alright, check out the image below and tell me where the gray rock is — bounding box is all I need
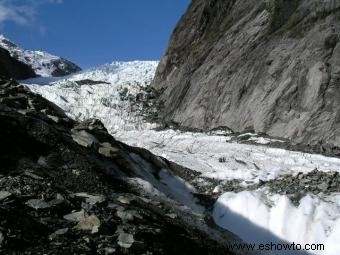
[49,228,69,240]
[56,193,65,200]
[166,213,177,219]
[74,192,105,205]
[74,118,107,131]
[267,170,340,201]
[98,143,119,158]
[71,130,98,148]
[104,247,116,254]
[117,233,134,249]
[117,196,131,205]
[0,190,11,201]
[318,182,330,192]
[47,115,60,123]
[63,209,86,222]
[0,231,3,247]
[48,198,65,207]
[48,193,65,207]
[75,215,101,233]
[25,199,50,210]
[152,0,340,148]
[55,228,69,235]
[300,178,310,185]
[37,156,50,168]
[117,210,134,222]
[23,171,44,180]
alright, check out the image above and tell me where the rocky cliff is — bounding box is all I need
[152,0,340,148]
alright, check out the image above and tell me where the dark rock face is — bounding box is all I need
[152,0,340,147]
[50,58,82,77]
[0,47,36,79]
[0,78,239,254]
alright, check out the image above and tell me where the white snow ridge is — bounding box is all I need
[22,60,340,255]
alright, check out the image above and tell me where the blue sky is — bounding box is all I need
[0,0,190,68]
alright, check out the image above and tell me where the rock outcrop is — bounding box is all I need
[0,78,241,254]
[49,58,82,77]
[0,47,36,79]
[152,0,340,148]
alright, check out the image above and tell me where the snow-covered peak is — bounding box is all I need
[0,34,20,50]
[0,34,81,77]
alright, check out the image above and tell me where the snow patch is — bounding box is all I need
[128,152,203,214]
[213,190,340,255]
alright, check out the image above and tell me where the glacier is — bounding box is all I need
[25,61,159,133]
[22,60,340,255]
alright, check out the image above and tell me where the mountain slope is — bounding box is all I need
[0,78,243,254]
[0,47,36,79]
[0,35,81,77]
[152,0,340,148]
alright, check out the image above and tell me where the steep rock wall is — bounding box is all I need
[152,0,340,147]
